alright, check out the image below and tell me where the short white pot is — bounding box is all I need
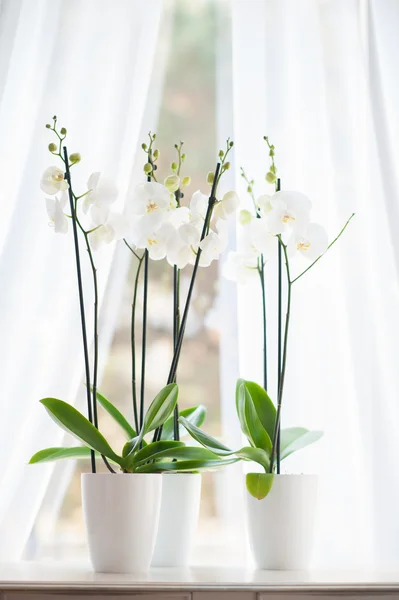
[151,473,202,567]
[246,474,318,570]
[82,473,162,573]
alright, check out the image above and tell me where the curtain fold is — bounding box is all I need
[231,0,399,568]
[0,0,163,560]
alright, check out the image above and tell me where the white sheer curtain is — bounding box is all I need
[0,0,162,560]
[231,0,399,569]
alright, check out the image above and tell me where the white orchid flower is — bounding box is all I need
[168,206,190,228]
[41,166,69,195]
[267,191,312,235]
[189,190,209,220]
[249,218,277,258]
[83,172,118,225]
[198,221,228,267]
[166,236,194,269]
[45,191,68,233]
[288,222,328,260]
[223,251,259,284]
[213,191,240,220]
[257,194,273,216]
[135,222,176,261]
[88,212,129,251]
[130,182,171,233]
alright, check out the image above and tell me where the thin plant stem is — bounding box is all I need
[140,249,149,430]
[82,233,116,474]
[125,246,144,434]
[269,237,291,474]
[153,162,221,442]
[291,213,355,284]
[173,265,180,440]
[63,147,96,474]
[276,177,282,473]
[258,258,268,391]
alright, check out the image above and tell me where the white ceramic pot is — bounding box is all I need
[246,474,318,570]
[81,473,162,573]
[151,473,202,567]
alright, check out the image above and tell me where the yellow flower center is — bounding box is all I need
[297,240,311,251]
[53,171,64,182]
[282,213,295,223]
[147,238,157,246]
[146,201,159,213]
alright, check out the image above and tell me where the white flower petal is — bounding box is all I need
[190,190,209,218]
[90,203,110,226]
[221,191,240,216]
[250,219,277,257]
[223,251,258,284]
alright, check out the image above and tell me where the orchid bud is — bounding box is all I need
[144,163,153,174]
[269,148,275,157]
[48,143,57,153]
[239,209,252,225]
[266,171,276,184]
[207,172,214,185]
[165,174,180,193]
[181,153,186,162]
[182,176,191,187]
[171,161,178,171]
[153,149,159,159]
[60,127,67,135]
[152,133,157,140]
[270,164,277,174]
[229,140,234,147]
[45,124,51,129]
[219,150,224,159]
[223,161,231,170]
[247,185,252,194]
[141,143,147,151]
[69,153,81,164]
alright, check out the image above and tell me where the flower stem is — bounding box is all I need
[258,257,267,391]
[153,162,221,442]
[269,236,292,474]
[140,250,149,432]
[83,231,116,474]
[123,241,144,434]
[291,213,355,284]
[276,178,282,473]
[173,265,181,440]
[63,147,96,474]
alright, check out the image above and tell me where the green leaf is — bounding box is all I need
[280,427,323,460]
[136,457,239,473]
[246,473,274,499]
[122,436,147,458]
[235,446,270,471]
[29,446,93,464]
[236,380,272,452]
[179,418,269,469]
[179,417,232,455]
[29,446,120,466]
[141,383,179,439]
[161,405,206,440]
[243,380,276,440]
[40,398,122,465]
[95,389,136,440]
[127,440,185,469]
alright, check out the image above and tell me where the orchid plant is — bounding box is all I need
[30,117,239,475]
[180,137,354,498]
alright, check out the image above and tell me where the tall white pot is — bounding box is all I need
[246,474,318,570]
[151,473,201,567]
[82,473,162,573]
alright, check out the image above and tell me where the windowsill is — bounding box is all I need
[0,562,399,592]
